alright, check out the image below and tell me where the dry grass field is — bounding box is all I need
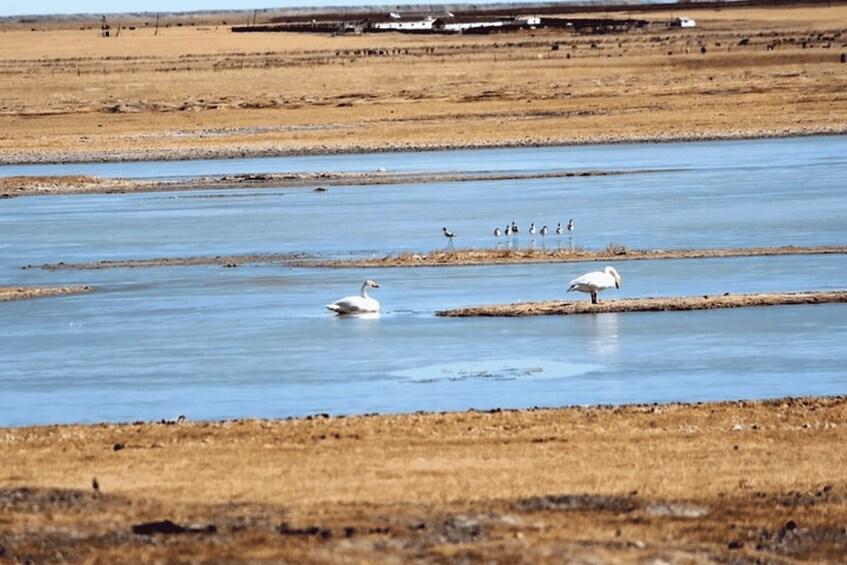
[1,4,846,163]
[3,397,847,563]
[3,4,847,562]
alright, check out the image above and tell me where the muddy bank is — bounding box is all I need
[438,290,847,317]
[26,245,847,271]
[1,169,649,198]
[0,285,92,302]
[2,396,847,562]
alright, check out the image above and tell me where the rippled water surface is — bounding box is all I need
[2,136,846,426]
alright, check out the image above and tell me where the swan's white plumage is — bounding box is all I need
[567,266,621,304]
[326,280,380,314]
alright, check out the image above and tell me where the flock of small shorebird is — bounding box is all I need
[327,217,622,315]
[441,218,574,242]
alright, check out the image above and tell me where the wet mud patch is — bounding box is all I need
[516,493,638,513]
[132,519,218,535]
[0,486,120,512]
[753,522,847,557]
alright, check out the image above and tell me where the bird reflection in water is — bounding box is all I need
[336,311,381,320]
[586,313,620,358]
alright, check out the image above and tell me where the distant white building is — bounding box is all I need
[433,15,539,34]
[517,16,541,27]
[371,16,436,32]
[437,19,505,33]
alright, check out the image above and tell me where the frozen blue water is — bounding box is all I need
[2,135,843,179]
[1,136,846,427]
[2,137,845,271]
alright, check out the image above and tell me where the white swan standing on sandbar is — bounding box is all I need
[567,266,621,304]
[326,280,380,314]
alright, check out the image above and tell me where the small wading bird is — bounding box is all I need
[494,227,502,238]
[567,266,621,304]
[556,223,563,236]
[540,225,548,237]
[442,227,456,240]
[529,223,536,238]
[511,222,519,235]
[505,224,512,237]
[326,280,380,314]
[567,218,574,234]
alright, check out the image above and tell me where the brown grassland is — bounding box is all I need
[1,4,846,164]
[2,3,847,563]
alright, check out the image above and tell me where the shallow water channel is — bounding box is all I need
[2,136,846,426]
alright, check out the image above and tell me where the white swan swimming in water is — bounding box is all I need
[567,266,621,304]
[326,280,380,314]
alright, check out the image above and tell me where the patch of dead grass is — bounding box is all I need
[2,397,847,561]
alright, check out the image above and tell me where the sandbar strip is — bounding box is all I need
[26,245,847,271]
[437,290,847,317]
[28,254,308,271]
[0,169,650,198]
[0,285,92,302]
[325,245,847,268]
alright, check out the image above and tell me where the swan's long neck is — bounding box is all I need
[360,283,370,299]
[606,267,621,286]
